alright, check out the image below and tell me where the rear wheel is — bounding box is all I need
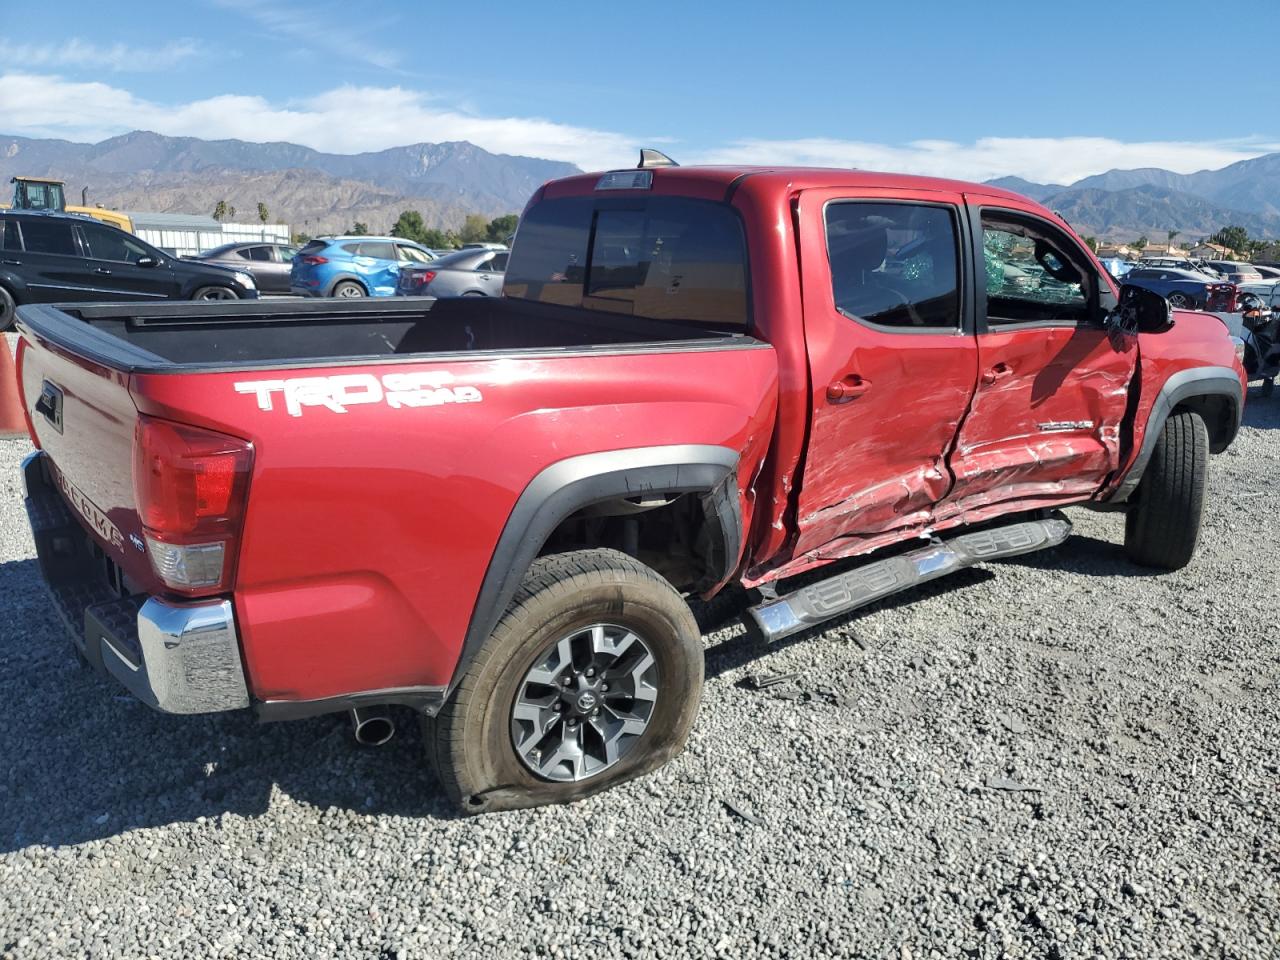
[0,286,15,331]
[332,281,366,298]
[1123,410,1208,570]
[424,549,703,814]
[191,286,238,301]
[1167,292,1193,309]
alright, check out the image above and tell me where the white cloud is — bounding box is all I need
[0,73,641,170]
[0,38,198,73]
[689,136,1280,185]
[1,71,1276,184]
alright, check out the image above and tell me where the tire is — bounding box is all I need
[425,548,703,814]
[0,286,15,332]
[332,281,366,298]
[1263,378,1275,398]
[1167,292,1193,309]
[191,286,239,301]
[1123,410,1208,570]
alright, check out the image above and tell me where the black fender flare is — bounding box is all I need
[441,444,741,706]
[1108,365,1242,502]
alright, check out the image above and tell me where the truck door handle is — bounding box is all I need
[827,374,872,403]
[94,267,112,275]
[981,363,1013,385]
[1,259,20,266]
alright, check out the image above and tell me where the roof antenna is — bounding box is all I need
[638,149,678,169]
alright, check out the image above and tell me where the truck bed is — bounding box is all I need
[17,296,754,372]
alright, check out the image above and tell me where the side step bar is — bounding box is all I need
[746,514,1072,643]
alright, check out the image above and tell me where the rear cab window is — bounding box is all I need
[504,195,750,327]
[0,219,18,251]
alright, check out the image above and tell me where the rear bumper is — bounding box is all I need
[22,450,250,714]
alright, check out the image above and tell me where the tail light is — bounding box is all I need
[409,270,436,288]
[300,255,328,265]
[133,416,253,597]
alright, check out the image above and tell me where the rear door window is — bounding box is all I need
[825,202,961,329]
[18,218,78,256]
[504,196,749,326]
[358,241,396,261]
[246,246,273,261]
[0,219,17,251]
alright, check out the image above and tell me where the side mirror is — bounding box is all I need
[136,255,159,268]
[1108,283,1174,336]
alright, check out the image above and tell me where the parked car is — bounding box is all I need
[1122,266,1236,311]
[14,162,1245,813]
[191,242,299,294]
[1139,257,1222,277]
[291,236,436,298]
[459,242,508,251]
[0,210,258,328]
[1206,260,1266,285]
[1250,265,1280,280]
[396,248,508,298]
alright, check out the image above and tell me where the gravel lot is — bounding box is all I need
[1,382,1277,959]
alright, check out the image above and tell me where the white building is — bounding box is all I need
[127,212,291,258]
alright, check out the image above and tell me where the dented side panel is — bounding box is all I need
[782,185,979,567]
[937,324,1136,521]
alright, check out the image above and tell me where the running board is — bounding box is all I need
[745,514,1072,643]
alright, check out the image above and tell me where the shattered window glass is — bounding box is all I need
[982,216,1091,324]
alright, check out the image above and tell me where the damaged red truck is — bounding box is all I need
[15,161,1246,812]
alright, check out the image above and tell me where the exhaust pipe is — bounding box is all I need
[349,706,395,746]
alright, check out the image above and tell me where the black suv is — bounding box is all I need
[0,211,259,329]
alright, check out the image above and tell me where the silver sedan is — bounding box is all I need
[396,248,507,298]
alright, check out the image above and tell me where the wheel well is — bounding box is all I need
[539,490,731,592]
[330,276,367,294]
[1173,394,1235,453]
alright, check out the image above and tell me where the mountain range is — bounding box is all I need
[985,152,1280,242]
[4,130,1280,242]
[0,131,580,235]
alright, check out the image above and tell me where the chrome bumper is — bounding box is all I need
[23,450,250,714]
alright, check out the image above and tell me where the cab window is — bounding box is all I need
[0,219,17,251]
[824,201,961,329]
[981,213,1096,324]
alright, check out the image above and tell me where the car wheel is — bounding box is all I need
[1123,410,1208,570]
[332,281,366,298]
[1167,292,1193,308]
[191,286,239,301]
[0,286,16,332]
[424,548,704,814]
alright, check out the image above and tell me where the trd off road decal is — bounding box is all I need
[234,372,483,417]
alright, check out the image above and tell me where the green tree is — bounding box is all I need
[1132,236,1148,252]
[349,221,370,236]
[1082,235,1099,253]
[257,202,270,224]
[420,228,451,249]
[390,210,428,243]
[292,232,311,245]
[227,204,236,220]
[1211,225,1249,256]
[460,214,489,244]
[485,214,519,243]
[212,200,229,221]
[1167,229,1179,246]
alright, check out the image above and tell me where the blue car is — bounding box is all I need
[291,236,437,298]
[1121,267,1235,312]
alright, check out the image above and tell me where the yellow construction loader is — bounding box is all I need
[3,177,134,232]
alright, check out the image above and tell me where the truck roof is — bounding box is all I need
[541,165,1035,206]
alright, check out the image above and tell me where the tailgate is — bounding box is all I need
[18,332,158,592]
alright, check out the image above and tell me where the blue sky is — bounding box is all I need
[2,0,1279,183]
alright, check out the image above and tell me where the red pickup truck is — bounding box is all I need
[15,160,1246,813]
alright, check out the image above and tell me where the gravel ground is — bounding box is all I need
[0,382,1277,959]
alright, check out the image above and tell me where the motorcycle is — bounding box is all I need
[1238,291,1280,397]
